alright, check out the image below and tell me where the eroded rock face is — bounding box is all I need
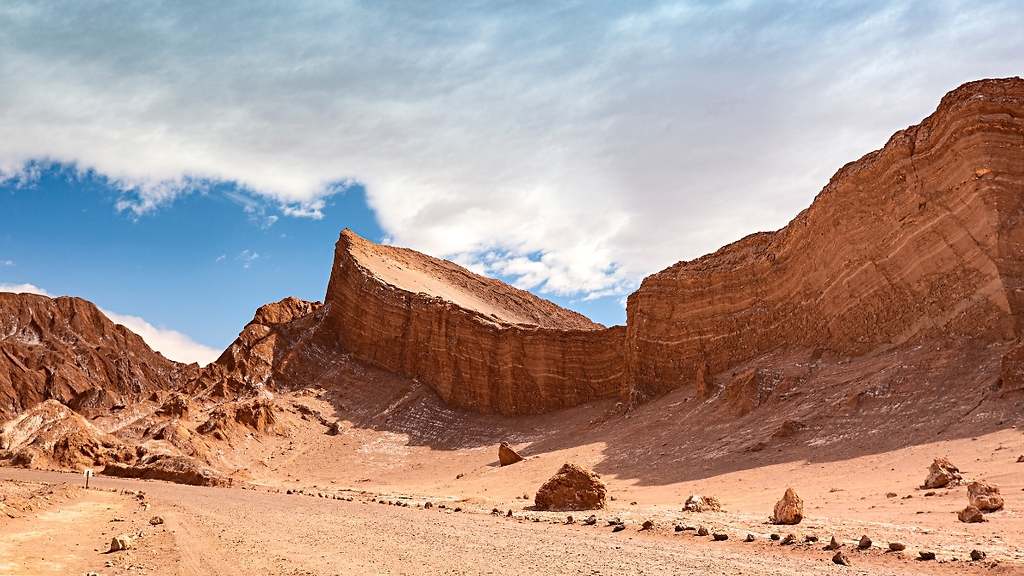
[318,229,627,415]
[923,457,962,489]
[968,481,1004,512]
[534,463,608,511]
[772,487,804,525]
[625,78,1024,400]
[102,454,230,487]
[498,442,524,466]
[0,293,192,419]
[0,400,133,470]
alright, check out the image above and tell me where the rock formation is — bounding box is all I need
[0,399,134,470]
[772,487,804,525]
[923,457,962,489]
[0,293,193,419]
[498,442,524,466]
[534,463,608,511]
[959,505,986,523]
[683,494,722,512]
[967,481,1005,512]
[625,78,1024,400]
[318,229,626,415]
[102,453,231,487]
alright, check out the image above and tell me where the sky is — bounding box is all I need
[1,1,1022,365]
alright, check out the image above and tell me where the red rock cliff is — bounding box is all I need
[318,230,626,414]
[0,293,191,418]
[626,77,1024,398]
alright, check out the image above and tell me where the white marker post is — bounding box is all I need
[84,468,93,489]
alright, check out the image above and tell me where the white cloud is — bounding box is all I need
[0,282,49,296]
[0,282,219,365]
[99,308,220,366]
[237,249,260,269]
[0,260,14,267]
[0,2,1021,301]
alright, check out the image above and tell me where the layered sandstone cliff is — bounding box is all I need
[626,77,1024,399]
[318,230,626,415]
[0,293,193,418]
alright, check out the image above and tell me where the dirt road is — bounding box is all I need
[1,468,1014,576]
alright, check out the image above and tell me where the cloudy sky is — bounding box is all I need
[1,1,1021,364]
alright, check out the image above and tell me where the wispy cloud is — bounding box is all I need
[0,282,219,365]
[0,260,13,267]
[0,1,1020,302]
[237,249,260,269]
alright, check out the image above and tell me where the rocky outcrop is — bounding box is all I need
[534,463,608,511]
[191,297,322,398]
[626,78,1024,400]
[0,293,192,419]
[101,453,231,487]
[318,229,626,415]
[0,399,134,470]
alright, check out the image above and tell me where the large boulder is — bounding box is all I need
[498,442,524,466]
[772,487,803,525]
[968,481,1004,512]
[534,463,607,511]
[922,457,962,489]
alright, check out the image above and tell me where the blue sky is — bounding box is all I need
[1,1,1022,363]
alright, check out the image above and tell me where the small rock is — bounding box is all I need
[958,505,986,523]
[640,520,654,531]
[148,516,164,526]
[918,551,936,561]
[109,534,132,552]
[744,533,755,542]
[769,533,780,541]
[885,492,897,498]
[1017,455,1024,463]
[888,542,906,552]
[683,494,722,512]
[780,533,796,545]
[674,524,685,532]
[565,515,574,524]
[606,517,622,526]
[832,552,851,566]
[506,509,513,517]
[582,515,596,525]
[970,549,986,561]
[498,442,524,466]
[424,502,433,509]
[804,535,818,543]
[923,491,935,497]
[612,523,625,533]
[712,532,728,541]
[697,526,709,536]
[857,535,871,550]
[824,535,841,550]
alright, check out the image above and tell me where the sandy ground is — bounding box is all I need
[2,431,1022,576]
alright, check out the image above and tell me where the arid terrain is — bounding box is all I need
[1,77,1023,575]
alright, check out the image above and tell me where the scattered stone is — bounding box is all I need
[744,533,755,542]
[606,517,622,526]
[455,473,464,480]
[534,463,608,511]
[769,533,780,541]
[582,515,596,525]
[697,526,709,536]
[148,516,164,526]
[506,509,512,517]
[888,542,906,552]
[712,532,728,541]
[918,551,936,561]
[922,457,962,489]
[674,524,685,532]
[498,442,524,466]
[109,534,133,552]
[780,533,796,546]
[1017,455,1024,463]
[832,552,851,566]
[824,536,841,550]
[857,535,871,550]
[885,492,897,498]
[959,505,986,523]
[424,502,433,509]
[771,487,803,525]
[924,491,936,497]
[970,549,986,561]
[804,535,818,543]
[641,520,654,531]
[565,515,574,524]
[683,494,722,512]
[968,481,1004,512]
[612,523,626,533]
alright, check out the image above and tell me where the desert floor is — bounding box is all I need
[2,424,1022,576]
